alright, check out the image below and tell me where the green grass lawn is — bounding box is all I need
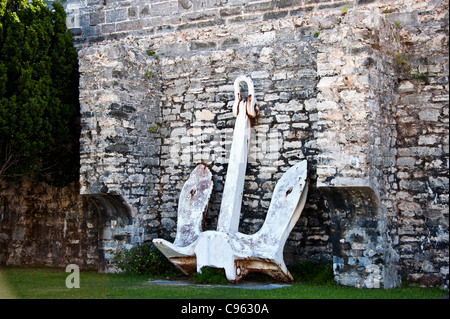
[1,267,448,299]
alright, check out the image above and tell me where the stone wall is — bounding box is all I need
[155,12,328,259]
[0,179,99,269]
[73,0,448,288]
[78,37,162,250]
[393,2,449,286]
[0,178,136,271]
[2,0,446,288]
[315,10,401,288]
[76,7,333,268]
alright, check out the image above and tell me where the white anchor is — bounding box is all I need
[153,76,308,282]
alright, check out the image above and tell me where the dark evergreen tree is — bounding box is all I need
[0,0,79,183]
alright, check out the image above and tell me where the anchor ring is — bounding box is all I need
[232,75,257,118]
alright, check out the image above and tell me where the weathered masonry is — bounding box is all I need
[73,0,448,289]
[2,0,446,289]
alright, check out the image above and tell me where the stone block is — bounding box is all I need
[398,80,415,93]
[386,11,418,27]
[263,10,289,21]
[152,1,178,15]
[105,8,128,23]
[419,109,440,121]
[195,109,215,121]
[190,40,217,51]
[245,31,276,46]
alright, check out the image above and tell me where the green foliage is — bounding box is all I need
[144,70,153,79]
[394,52,409,67]
[288,261,335,285]
[412,70,429,83]
[0,0,79,180]
[146,48,159,59]
[192,267,229,285]
[342,1,349,13]
[112,242,179,277]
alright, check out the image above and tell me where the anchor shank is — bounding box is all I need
[217,100,251,233]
